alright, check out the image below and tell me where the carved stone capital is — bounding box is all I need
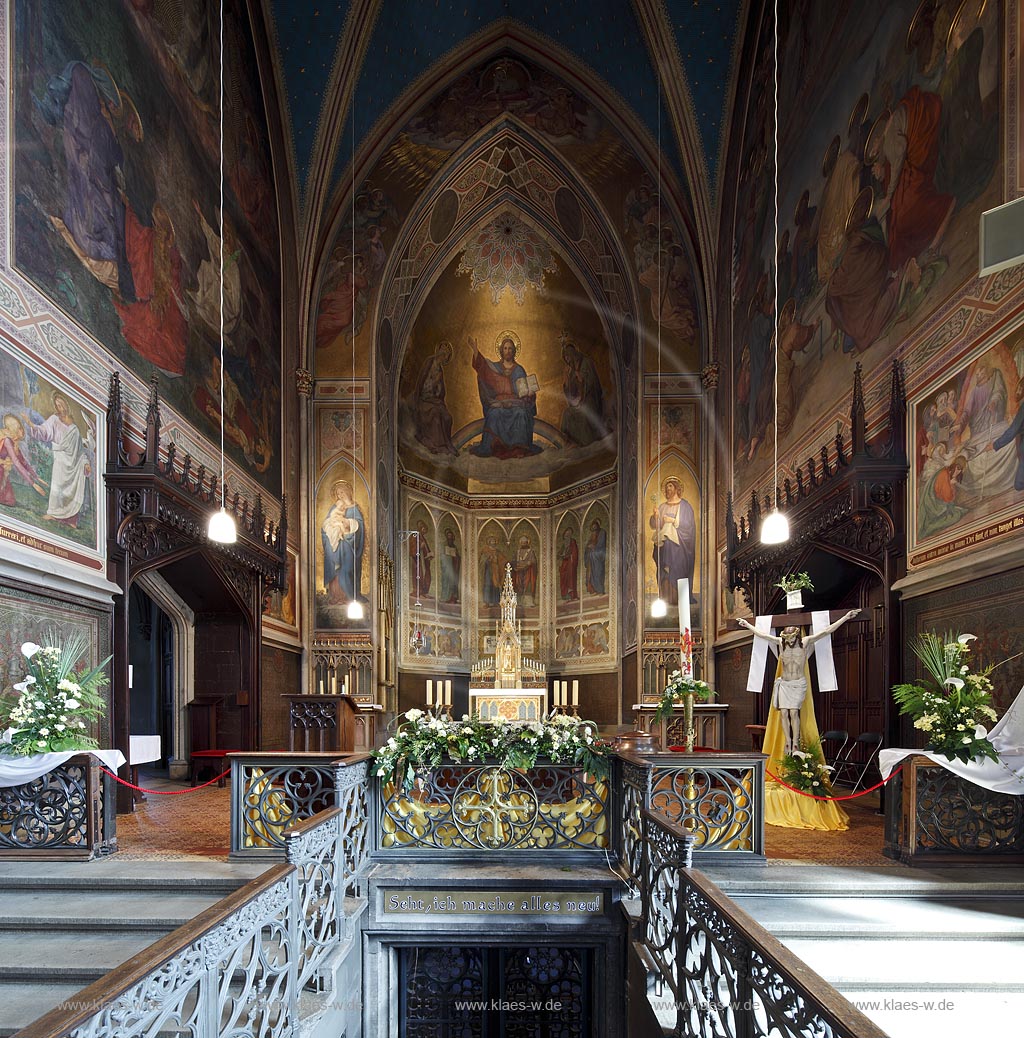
[295,367,313,396]
[700,362,720,390]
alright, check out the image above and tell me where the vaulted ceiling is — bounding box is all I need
[263,0,744,269]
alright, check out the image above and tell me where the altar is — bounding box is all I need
[469,565,547,720]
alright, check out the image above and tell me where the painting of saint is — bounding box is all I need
[513,535,539,608]
[316,253,367,348]
[411,341,457,456]
[439,527,461,605]
[558,528,579,602]
[24,391,95,528]
[409,520,433,600]
[650,476,696,605]
[321,480,365,608]
[559,339,606,447]
[469,333,540,458]
[584,519,607,596]
[480,535,506,607]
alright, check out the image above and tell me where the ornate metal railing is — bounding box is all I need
[636,810,888,1038]
[0,755,116,860]
[376,760,611,856]
[884,754,1024,864]
[16,865,298,1038]
[618,751,764,871]
[230,752,370,858]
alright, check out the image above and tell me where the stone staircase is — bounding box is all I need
[0,859,267,1036]
[704,864,1024,1038]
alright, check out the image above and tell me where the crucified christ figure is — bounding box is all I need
[738,610,860,755]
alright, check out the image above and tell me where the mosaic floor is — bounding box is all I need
[114,769,890,866]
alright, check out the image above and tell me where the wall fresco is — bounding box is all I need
[12,0,281,495]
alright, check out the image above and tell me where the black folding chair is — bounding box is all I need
[832,731,883,792]
[819,729,849,769]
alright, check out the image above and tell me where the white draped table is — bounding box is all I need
[0,747,126,788]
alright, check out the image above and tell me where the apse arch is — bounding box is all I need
[369,117,640,421]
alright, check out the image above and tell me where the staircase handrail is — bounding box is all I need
[636,806,889,1038]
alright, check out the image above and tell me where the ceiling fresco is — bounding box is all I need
[264,0,742,197]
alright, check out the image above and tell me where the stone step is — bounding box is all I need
[831,988,1024,1038]
[0,982,99,1038]
[733,894,1024,937]
[782,936,1024,989]
[0,859,266,1035]
[0,890,230,931]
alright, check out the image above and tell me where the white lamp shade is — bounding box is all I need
[650,597,668,618]
[207,507,237,544]
[760,510,790,545]
[346,599,365,620]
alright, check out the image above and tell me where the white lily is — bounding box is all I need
[21,642,41,658]
[943,676,965,691]
[957,634,977,644]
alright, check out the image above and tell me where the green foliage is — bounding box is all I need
[892,633,999,765]
[779,739,833,793]
[0,631,110,757]
[651,670,713,725]
[774,572,814,593]
[371,709,611,791]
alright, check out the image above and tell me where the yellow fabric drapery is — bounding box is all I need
[762,662,849,832]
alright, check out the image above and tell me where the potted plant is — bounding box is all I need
[775,572,814,611]
[891,632,999,764]
[0,635,109,757]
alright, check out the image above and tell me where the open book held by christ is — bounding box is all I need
[515,374,539,397]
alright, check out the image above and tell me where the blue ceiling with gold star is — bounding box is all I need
[268,0,740,198]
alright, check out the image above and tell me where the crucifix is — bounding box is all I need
[735,608,862,755]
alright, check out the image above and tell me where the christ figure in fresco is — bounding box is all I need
[468,335,540,458]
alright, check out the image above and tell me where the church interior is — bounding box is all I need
[1,1,1023,1036]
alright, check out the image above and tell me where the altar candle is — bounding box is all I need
[445,679,452,706]
[571,680,579,707]
[427,679,433,706]
[677,578,693,679]
[318,678,324,695]
[331,673,337,695]
[560,681,567,707]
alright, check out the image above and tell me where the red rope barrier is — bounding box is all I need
[99,766,231,795]
[765,766,903,801]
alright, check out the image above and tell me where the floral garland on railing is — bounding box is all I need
[0,636,109,756]
[371,709,611,791]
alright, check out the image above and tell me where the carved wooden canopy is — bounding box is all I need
[726,362,908,616]
[104,373,286,613]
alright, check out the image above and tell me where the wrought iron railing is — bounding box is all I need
[229,752,370,858]
[375,760,611,856]
[0,755,116,859]
[15,864,298,1038]
[636,809,888,1038]
[618,751,765,870]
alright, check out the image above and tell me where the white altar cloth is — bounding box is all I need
[130,735,162,765]
[0,747,126,788]
[880,684,1024,796]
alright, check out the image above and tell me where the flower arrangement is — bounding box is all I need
[371,709,611,790]
[774,572,814,594]
[0,635,109,757]
[778,739,833,793]
[892,632,999,765]
[651,670,713,725]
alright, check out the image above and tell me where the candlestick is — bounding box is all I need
[571,680,579,707]
[677,578,693,680]
[427,679,433,706]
